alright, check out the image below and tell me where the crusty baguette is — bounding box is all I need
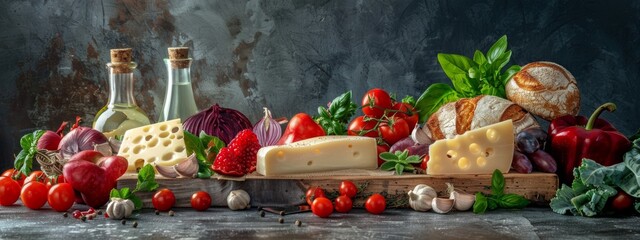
[425,95,539,140]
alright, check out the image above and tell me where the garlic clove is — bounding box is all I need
[174,154,198,178]
[450,191,476,211]
[411,124,434,145]
[155,164,178,178]
[431,197,454,214]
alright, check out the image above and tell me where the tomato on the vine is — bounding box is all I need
[311,197,333,218]
[376,144,390,167]
[305,186,326,206]
[334,195,353,213]
[339,181,358,198]
[153,188,176,212]
[420,155,429,171]
[47,183,75,212]
[2,169,26,186]
[393,102,418,128]
[46,175,65,190]
[365,193,386,214]
[24,171,47,185]
[361,88,393,119]
[379,117,410,145]
[191,191,211,211]
[347,116,379,138]
[609,190,634,213]
[21,181,48,210]
[0,177,21,206]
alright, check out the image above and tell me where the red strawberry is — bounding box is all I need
[227,130,260,174]
[211,147,245,177]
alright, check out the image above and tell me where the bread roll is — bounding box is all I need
[426,95,539,140]
[506,61,580,121]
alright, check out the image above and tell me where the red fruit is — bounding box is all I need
[63,150,128,208]
[24,171,47,185]
[191,191,212,211]
[339,181,358,199]
[153,189,176,212]
[277,113,326,145]
[393,102,418,128]
[365,193,386,214]
[212,147,245,177]
[0,177,21,206]
[21,181,48,210]
[334,195,353,213]
[376,144,390,167]
[305,186,326,206]
[48,183,75,212]
[361,88,393,119]
[311,197,333,218]
[379,117,410,145]
[212,130,260,176]
[2,169,26,186]
[347,116,379,138]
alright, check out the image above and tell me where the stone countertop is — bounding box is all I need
[1,206,638,239]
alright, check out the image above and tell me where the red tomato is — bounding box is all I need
[277,113,326,145]
[2,169,26,186]
[46,175,66,190]
[47,183,75,212]
[376,144,390,167]
[361,89,393,119]
[191,191,212,211]
[24,171,47,185]
[339,181,358,198]
[334,195,353,213]
[379,117,410,145]
[21,181,48,210]
[365,193,386,214]
[153,188,176,212]
[393,102,418,128]
[347,116,379,138]
[421,155,429,171]
[305,186,326,206]
[0,177,21,206]
[311,197,333,218]
[609,191,634,213]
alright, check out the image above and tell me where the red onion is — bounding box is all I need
[390,136,429,158]
[37,121,68,151]
[253,107,281,147]
[58,126,108,159]
[183,104,252,145]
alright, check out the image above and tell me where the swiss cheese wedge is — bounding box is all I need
[118,119,188,172]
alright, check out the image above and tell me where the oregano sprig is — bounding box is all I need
[379,150,422,175]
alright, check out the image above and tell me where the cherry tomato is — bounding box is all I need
[46,175,66,190]
[0,177,21,206]
[191,191,212,211]
[334,195,353,213]
[24,171,47,185]
[365,193,386,214]
[379,117,410,145]
[609,190,634,213]
[47,183,75,212]
[420,155,429,171]
[339,180,358,198]
[21,181,48,210]
[361,88,393,119]
[2,169,26,186]
[153,188,176,212]
[311,197,333,218]
[305,186,326,206]
[376,144,390,167]
[347,116,379,138]
[393,102,418,128]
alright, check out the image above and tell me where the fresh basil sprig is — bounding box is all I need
[415,35,521,122]
[184,131,226,179]
[379,150,422,175]
[14,130,45,176]
[110,164,159,210]
[110,187,143,210]
[473,169,530,214]
[316,91,358,135]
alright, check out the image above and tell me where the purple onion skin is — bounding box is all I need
[58,127,108,159]
[529,150,557,173]
[511,151,533,173]
[389,137,429,157]
[183,104,253,145]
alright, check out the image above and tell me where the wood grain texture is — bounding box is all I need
[117,173,558,208]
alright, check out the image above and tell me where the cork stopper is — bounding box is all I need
[110,48,133,63]
[167,47,191,69]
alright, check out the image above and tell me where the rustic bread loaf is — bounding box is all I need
[426,95,539,140]
[506,61,580,121]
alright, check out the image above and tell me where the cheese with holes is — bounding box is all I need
[256,136,378,176]
[118,119,188,172]
[427,120,514,175]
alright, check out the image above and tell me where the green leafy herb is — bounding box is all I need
[315,91,358,135]
[379,150,422,175]
[473,169,530,214]
[184,131,225,179]
[110,188,143,210]
[415,35,521,122]
[13,130,45,176]
[134,164,160,192]
[401,95,416,106]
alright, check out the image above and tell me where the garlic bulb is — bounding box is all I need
[174,154,198,178]
[227,190,251,210]
[431,197,454,214]
[446,182,476,211]
[106,198,134,220]
[407,184,437,212]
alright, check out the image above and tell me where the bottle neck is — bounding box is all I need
[165,59,193,85]
[107,63,138,107]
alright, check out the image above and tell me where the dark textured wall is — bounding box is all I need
[1,0,639,170]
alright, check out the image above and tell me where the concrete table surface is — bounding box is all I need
[1,205,639,239]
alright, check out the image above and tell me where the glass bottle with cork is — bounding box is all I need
[158,47,199,122]
[93,48,151,138]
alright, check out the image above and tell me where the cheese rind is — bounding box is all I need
[427,120,514,175]
[256,136,378,176]
[117,119,188,172]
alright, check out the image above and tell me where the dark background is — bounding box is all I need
[1,0,639,170]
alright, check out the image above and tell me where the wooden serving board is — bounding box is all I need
[117,172,558,209]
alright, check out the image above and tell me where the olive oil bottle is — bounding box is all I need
[158,47,199,122]
[93,48,151,138]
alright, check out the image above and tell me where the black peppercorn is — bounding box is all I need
[260,210,265,217]
[121,220,126,225]
[278,218,284,224]
[295,220,302,227]
[169,210,175,217]
[155,210,160,215]
[63,212,68,218]
[133,221,138,228]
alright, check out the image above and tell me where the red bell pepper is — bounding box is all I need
[548,102,631,184]
[277,113,326,145]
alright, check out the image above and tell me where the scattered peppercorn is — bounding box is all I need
[97,210,103,215]
[88,215,94,220]
[260,211,265,217]
[278,218,284,224]
[257,206,263,211]
[155,210,160,215]
[81,216,86,222]
[279,211,285,216]
[295,220,302,227]
[121,220,126,225]
[169,210,175,217]
[133,221,138,228]
[63,212,68,218]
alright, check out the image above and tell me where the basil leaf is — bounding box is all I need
[110,188,122,199]
[13,150,27,175]
[120,187,132,199]
[396,164,405,175]
[500,65,521,85]
[415,83,460,122]
[134,164,159,192]
[473,193,488,214]
[486,35,507,63]
[473,50,487,65]
[184,131,203,159]
[380,161,396,171]
[129,193,143,210]
[487,197,498,210]
[491,169,505,196]
[199,133,225,162]
[437,53,476,94]
[490,50,512,74]
[497,194,530,209]
[480,84,499,96]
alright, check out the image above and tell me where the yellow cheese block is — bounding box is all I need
[427,120,514,175]
[256,136,378,176]
[118,119,188,172]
